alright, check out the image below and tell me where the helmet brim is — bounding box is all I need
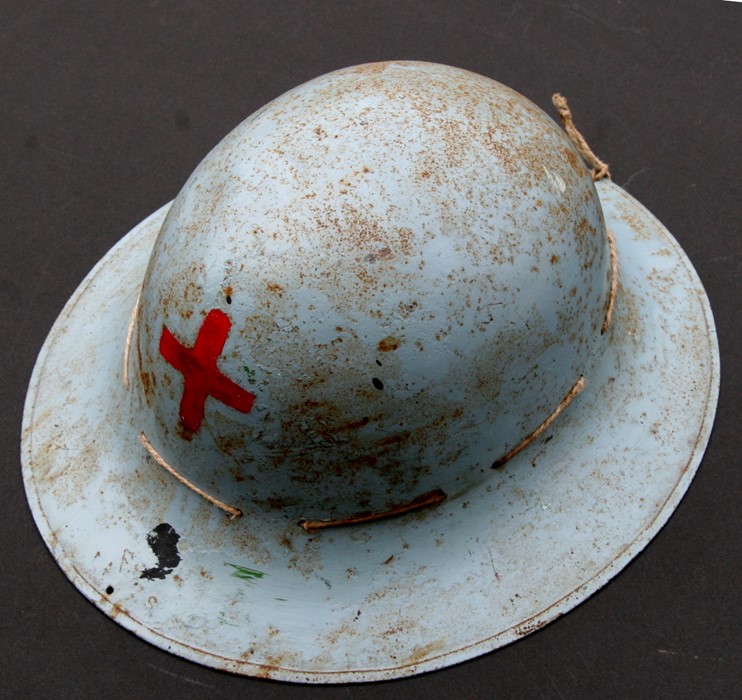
[21,180,719,683]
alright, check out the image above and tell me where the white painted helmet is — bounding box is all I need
[24,61,717,682]
[133,61,611,521]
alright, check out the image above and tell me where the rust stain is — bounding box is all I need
[376,432,408,448]
[347,453,378,472]
[406,640,446,665]
[265,281,285,296]
[331,416,372,432]
[515,618,550,637]
[562,145,582,174]
[216,433,246,454]
[377,335,401,352]
[139,370,155,399]
[176,422,195,442]
[108,601,129,620]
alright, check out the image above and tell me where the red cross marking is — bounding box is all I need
[159,308,255,434]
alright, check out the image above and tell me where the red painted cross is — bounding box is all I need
[159,308,255,434]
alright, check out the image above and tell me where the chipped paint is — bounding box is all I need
[139,523,182,581]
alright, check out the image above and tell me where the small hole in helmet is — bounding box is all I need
[372,377,384,390]
[105,585,114,595]
[225,295,232,304]
[375,359,382,366]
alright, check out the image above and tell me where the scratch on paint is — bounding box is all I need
[218,611,239,627]
[226,562,266,581]
[658,648,724,662]
[147,663,214,688]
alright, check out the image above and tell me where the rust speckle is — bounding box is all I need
[266,281,285,296]
[332,416,372,432]
[267,496,289,510]
[562,145,582,174]
[550,254,561,265]
[216,432,246,453]
[406,640,446,665]
[377,335,401,352]
[376,432,408,447]
[515,618,550,637]
[176,422,195,441]
[347,454,378,472]
[109,601,129,620]
[140,370,153,398]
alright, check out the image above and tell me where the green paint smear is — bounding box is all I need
[226,562,266,581]
[242,366,256,384]
[218,613,239,628]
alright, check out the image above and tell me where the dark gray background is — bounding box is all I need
[2,1,739,697]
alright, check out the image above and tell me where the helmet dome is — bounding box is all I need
[133,61,611,519]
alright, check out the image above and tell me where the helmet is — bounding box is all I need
[133,61,610,520]
[22,61,718,682]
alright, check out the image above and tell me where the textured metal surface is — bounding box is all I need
[135,62,610,520]
[21,63,719,683]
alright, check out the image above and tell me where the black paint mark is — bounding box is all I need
[372,377,384,390]
[140,523,182,581]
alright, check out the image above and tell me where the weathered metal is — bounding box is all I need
[21,61,719,682]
